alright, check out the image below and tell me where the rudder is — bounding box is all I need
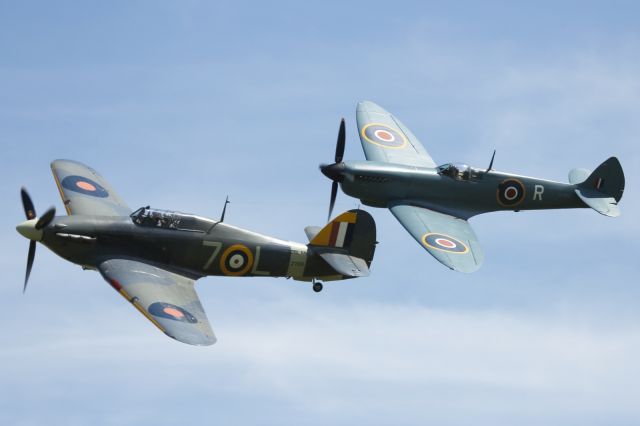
[574,157,625,202]
[569,157,625,217]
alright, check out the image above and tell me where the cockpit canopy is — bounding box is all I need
[437,163,472,181]
[130,207,216,232]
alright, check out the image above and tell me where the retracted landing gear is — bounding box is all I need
[312,279,323,293]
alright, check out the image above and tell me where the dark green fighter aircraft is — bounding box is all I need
[321,101,625,274]
[16,160,376,345]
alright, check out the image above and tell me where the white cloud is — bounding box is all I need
[2,299,640,425]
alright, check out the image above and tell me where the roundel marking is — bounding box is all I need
[375,129,394,141]
[148,302,198,323]
[422,233,469,254]
[220,244,254,276]
[435,237,456,248]
[361,123,407,149]
[504,187,518,200]
[496,179,526,206]
[61,175,109,198]
[76,181,96,191]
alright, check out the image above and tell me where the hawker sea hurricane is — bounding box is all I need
[16,160,376,345]
[320,101,625,273]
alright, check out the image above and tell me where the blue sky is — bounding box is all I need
[1,1,639,425]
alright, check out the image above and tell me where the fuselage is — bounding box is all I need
[38,213,342,282]
[335,161,585,218]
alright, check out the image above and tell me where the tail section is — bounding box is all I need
[569,157,625,217]
[307,209,377,277]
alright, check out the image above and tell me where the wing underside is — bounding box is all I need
[356,101,437,168]
[98,259,216,346]
[51,159,131,216]
[389,203,484,273]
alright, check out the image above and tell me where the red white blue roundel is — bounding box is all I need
[422,233,469,254]
[148,302,198,323]
[497,179,525,206]
[61,175,109,198]
[361,123,407,148]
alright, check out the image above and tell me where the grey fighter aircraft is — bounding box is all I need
[16,160,377,346]
[320,101,625,273]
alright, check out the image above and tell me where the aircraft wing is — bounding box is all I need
[389,203,484,273]
[98,258,216,346]
[356,101,437,168]
[51,159,131,216]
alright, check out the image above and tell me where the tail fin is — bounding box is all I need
[569,157,625,217]
[308,209,377,277]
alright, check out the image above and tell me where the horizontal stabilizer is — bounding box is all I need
[568,168,590,185]
[304,226,322,242]
[318,252,370,277]
[574,188,620,217]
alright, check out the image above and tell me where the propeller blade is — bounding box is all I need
[24,241,36,293]
[335,118,346,163]
[21,188,36,220]
[328,181,338,222]
[35,207,56,230]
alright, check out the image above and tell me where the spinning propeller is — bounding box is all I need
[17,188,55,293]
[320,118,347,222]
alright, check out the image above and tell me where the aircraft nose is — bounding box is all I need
[16,219,43,241]
[320,162,346,182]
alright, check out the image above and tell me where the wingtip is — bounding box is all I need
[452,264,482,274]
[356,100,388,114]
[167,331,217,346]
[51,159,89,168]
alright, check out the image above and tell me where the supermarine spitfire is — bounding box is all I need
[16,160,377,345]
[321,101,625,273]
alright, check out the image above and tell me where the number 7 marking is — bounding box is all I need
[202,241,222,270]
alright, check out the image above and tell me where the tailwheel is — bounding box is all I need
[312,281,323,293]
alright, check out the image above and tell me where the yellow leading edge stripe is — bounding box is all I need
[118,288,166,333]
[50,166,72,215]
